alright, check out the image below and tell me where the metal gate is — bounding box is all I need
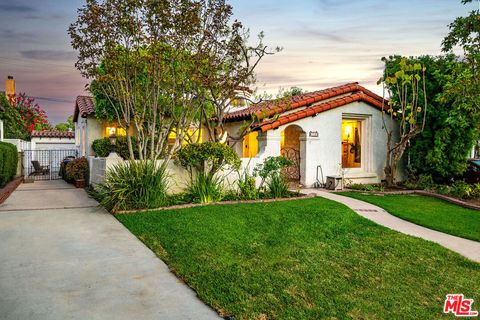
[281,147,301,182]
[23,149,78,180]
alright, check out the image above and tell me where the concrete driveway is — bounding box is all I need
[0,180,219,320]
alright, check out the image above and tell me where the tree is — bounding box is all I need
[55,116,74,132]
[384,55,479,181]
[0,94,29,140]
[441,0,480,157]
[13,93,50,134]
[379,57,428,187]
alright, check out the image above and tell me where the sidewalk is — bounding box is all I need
[303,189,480,263]
[0,180,219,320]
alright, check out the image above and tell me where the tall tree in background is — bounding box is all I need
[379,58,428,187]
[69,0,276,159]
[55,116,74,132]
[384,55,478,181]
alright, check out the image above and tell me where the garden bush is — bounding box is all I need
[92,136,138,159]
[94,160,168,212]
[187,171,223,204]
[177,142,241,204]
[267,173,289,198]
[65,157,89,181]
[237,170,258,200]
[450,180,474,199]
[0,142,18,187]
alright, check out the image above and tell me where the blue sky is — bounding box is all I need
[0,0,476,123]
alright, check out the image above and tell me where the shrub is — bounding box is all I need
[347,183,385,192]
[176,142,241,176]
[267,173,290,198]
[450,180,473,199]
[433,184,450,195]
[417,174,435,190]
[0,142,18,187]
[65,157,89,181]
[237,170,258,200]
[472,183,480,199]
[253,156,292,190]
[187,171,223,204]
[92,136,138,159]
[95,160,169,212]
[92,138,112,157]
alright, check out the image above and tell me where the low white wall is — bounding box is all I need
[88,154,264,194]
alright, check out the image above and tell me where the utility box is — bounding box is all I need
[326,176,343,190]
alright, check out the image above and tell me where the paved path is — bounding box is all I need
[0,180,219,320]
[303,189,480,263]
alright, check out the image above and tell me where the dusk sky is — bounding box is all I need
[0,0,476,124]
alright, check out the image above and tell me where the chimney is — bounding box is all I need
[5,76,15,98]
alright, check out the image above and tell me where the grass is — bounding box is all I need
[117,197,479,319]
[341,192,480,242]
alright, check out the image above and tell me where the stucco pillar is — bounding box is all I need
[300,133,321,187]
[257,130,282,159]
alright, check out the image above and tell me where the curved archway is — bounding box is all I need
[280,125,305,183]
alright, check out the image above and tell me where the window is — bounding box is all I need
[105,126,126,137]
[342,119,362,168]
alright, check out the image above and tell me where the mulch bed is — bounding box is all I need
[0,177,23,205]
[115,193,314,215]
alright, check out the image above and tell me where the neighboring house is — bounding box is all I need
[31,130,75,150]
[223,82,398,186]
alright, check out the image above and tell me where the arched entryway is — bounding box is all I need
[280,125,304,184]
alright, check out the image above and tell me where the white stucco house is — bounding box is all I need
[223,82,398,187]
[73,96,103,157]
[30,130,75,150]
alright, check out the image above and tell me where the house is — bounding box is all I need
[30,130,75,150]
[73,96,131,157]
[223,82,398,186]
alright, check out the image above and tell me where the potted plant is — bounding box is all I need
[65,157,89,188]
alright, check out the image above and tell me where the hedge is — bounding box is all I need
[0,142,18,187]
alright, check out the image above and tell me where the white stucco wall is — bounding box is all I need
[75,116,103,157]
[30,137,75,150]
[227,101,400,187]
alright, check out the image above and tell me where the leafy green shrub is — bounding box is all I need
[95,160,169,212]
[472,183,480,199]
[417,174,435,190]
[176,142,241,176]
[253,156,292,190]
[0,142,18,187]
[450,180,473,199]
[267,173,290,198]
[92,138,112,157]
[65,157,89,181]
[187,171,223,204]
[92,136,138,159]
[237,171,258,200]
[433,184,450,195]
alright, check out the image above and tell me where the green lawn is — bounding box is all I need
[117,198,479,319]
[341,192,480,242]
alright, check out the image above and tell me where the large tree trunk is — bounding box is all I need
[125,125,134,160]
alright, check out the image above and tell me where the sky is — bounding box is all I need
[0,0,477,124]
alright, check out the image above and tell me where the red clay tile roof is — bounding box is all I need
[73,95,95,122]
[31,130,75,138]
[224,82,385,123]
[252,91,387,133]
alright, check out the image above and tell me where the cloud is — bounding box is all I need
[0,29,34,41]
[0,3,36,13]
[20,50,77,61]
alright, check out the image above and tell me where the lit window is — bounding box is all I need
[105,126,127,137]
[342,119,361,168]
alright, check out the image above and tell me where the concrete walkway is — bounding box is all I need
[304,189,480,263]
[0,180,219,320]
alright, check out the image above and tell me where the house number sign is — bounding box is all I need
[309,131,319,137]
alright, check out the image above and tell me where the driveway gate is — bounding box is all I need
[23,149,78,180]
